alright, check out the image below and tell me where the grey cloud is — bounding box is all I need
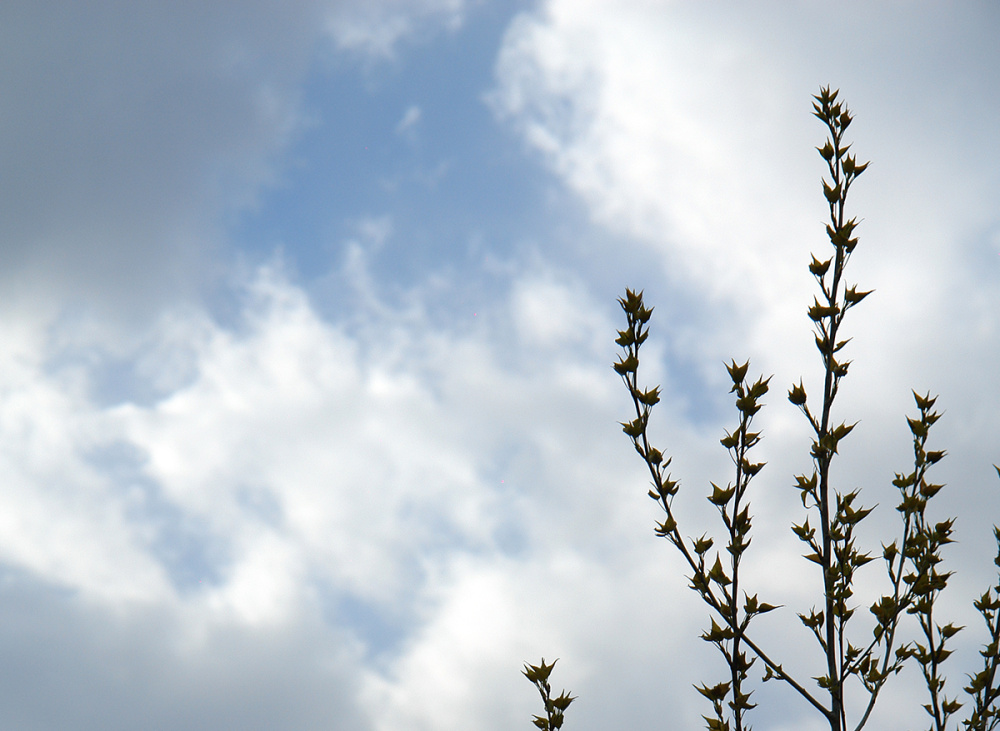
[0,0,471,319]
[0,567,371,730]
[0,2,332,314]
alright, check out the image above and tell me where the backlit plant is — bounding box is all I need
[526,87,1000,731]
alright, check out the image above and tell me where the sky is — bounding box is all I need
[1,1,999,729]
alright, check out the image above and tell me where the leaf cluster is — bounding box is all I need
[523,659,575,731]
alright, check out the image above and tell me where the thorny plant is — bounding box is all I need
[525,88,1000,731]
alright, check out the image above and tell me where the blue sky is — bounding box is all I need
[1,2,1000,729]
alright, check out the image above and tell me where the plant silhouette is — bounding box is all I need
[526,87,1000,731]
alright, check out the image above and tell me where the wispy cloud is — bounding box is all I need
[396,105,423,135]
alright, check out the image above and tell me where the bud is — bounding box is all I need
[809,255,832,277]
[726,359,749,384]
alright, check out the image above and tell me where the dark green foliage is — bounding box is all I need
[524,87,1000,731]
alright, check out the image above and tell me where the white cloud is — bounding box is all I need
[512,271,604,350]
[396,105,423,135]
[490,2,1000,393]
[490,0,1000,452]
[0,254,626,606]
[0,313,172,605]
[491,2,809,302]
[325,0,469,59]
[0,244,720,727]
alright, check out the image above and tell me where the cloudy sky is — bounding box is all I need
[1,2,999,729]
